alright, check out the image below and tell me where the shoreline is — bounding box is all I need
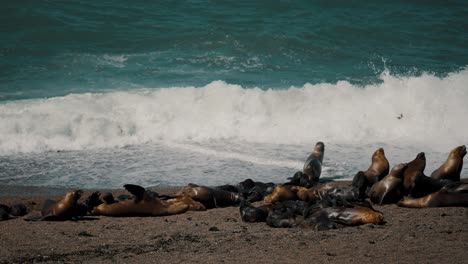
[0,185,467,263]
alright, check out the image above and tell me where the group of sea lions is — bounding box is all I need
[1,143,466,232]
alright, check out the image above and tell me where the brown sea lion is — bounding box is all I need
[91,184,189,216]
[302,142,325,185]
[398,181,468,208]
[368,163,408,205]
[165,196,206,211]
[402,152,426,194]
[176,184,241,209]
[40,190,88,220]
[308,206,384,227]
[264,185,297,203]
[431,145,466,182]
[364,148,390,186]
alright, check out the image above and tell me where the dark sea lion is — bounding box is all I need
[91,184,189,216]
[398,181,468,208]
[301,142,325,186]
[264,185,297,203]
[239,200,270,223]
[9,203,29,217]
[176,184,241,209]
[364,148,390,186]
[368,163,408,205]
[40,190,88,220]
[431,145,466,182]
[0,204,10,221]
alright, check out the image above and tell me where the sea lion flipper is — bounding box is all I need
[123,184,146,202]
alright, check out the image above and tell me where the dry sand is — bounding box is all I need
[0,185,467,263]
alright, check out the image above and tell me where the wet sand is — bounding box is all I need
[0,185,467,263]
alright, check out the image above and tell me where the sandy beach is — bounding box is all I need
[0,185,467,264]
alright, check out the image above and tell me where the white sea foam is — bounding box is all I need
[1,70,467,154]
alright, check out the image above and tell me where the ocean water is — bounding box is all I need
[1,1,467,189]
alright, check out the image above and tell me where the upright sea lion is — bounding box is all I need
[176,184,241,209]
[368,163,408,205]
[398,181,468,208]
[302,142,325,186]
[364,148,390,186]
[91,184,189,217]
[431,145,466,182]
[40,190,88,220]
[402,152,426,195]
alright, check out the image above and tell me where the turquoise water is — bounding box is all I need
[1,1,467,188]
[2,1,467,101]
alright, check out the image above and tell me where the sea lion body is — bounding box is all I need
[91,185,189,216]
[364,148,390,186]
[398,181,468,208]
[431,145,466,182]
[264,185,297,203]
[369,163,408,205]
[41,190,87,220]
[176,184,241,209]
[402,152,426,194]
[319,206,384,226]
[302,142,325,186]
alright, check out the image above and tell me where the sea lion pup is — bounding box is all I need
[0,204,10,221]
[91,184,189,216]
[239,200,271,223]
[176,184,242,209]
[368,163,408,205]
[431,145,467,182]
[266,201,307,228]
[398,181,468,208]
[216,179,275,202]
[39,190,88,220]
[8,203,29,217]
[264,185,298,203]
[363,148,390,187]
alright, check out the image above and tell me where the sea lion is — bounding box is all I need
[40,190,88,220]
[363,148,390,186]
[164,196,206,211]
[301,142,325,186]
[398,181,468,208]
[402,152,428,196]
[91,184,189,217]
[309,206,384,226]
[0,204,10,221]
[431,145,466,182]
[8,204,29,217]
[239,200,270,223]
[264,185,297,203]
[368,163,408,205]
[176,184,242,209]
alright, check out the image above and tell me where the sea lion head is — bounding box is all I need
[451,145,467,158]
[372,148,385,160]
[314,142,325,153]
[416,152,426,160]
[64,190,83,204]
